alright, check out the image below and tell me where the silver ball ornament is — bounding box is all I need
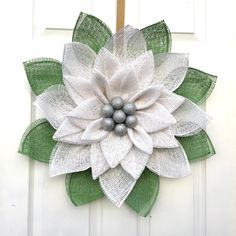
[125,115,138,128]
[114,124,127,136]
[101,118,115,131]
[101,104,114,118]
[111,96,124,109]
[113,110,126,123]
[123,102,136,115]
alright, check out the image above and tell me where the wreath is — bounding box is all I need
[19,12,216,216]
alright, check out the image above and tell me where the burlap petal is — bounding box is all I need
[91,70,111,103]
[49,143,90,177]
[62,42,96,78]
[100,132,132,168]
[94,47,120,78]
[53,117,90,145]
[90,143,109,179]
[171,99,209,137]
[63,75,94,105]
[67,97,103,120]
[62,42,96,104]
[147,145,190,178]
[129,86,162,110]
[105,25,146,63]
[150,128,179,148]
[128,126,153,154]
[158,89,185,113]
[109,66,139,99]
[136,103,176,133]
[121,147,149,179]
[99,166,136,207]
[131,50,154,88]
[153,53,189,91]
[35,85,75,129]
[81,118,108,142]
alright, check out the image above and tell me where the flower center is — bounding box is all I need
[101,96,137,136]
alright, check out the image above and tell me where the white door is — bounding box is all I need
[1,0,236,235]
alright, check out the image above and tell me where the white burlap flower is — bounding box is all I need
[35,26,209,206]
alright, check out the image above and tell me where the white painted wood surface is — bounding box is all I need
[0,0,236,235]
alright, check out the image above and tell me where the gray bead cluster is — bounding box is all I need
[101,96,137,136]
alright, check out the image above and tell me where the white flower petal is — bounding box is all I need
[153,53,189,91]
[121,147,149,179]
[171,122,202,137]
[136,103,176,133]
[81,118,108,142]
[91,70,110,103]
[127,125,153,154]
[53,117,90,145]
[76,120,94,130]
[109,66,139,99]
[90,143,109,180]
[62,42,96,104]
[147,145,191,178]
[94,47,120,78]
[158,89,185,113]
[49,143,90,177]
[67,97,103,120]
[63,75,94,105]
[105,25,146,63]
[129,86,163,110]
[150,128,179,148]
[35,85,75,129]
[171,99,209,136]
[131,50,154,88]
[100,132,133,168]
[62,42,96,78]
[56,118,92,131]
[99,166,136,207]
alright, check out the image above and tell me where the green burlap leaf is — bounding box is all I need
[141,20,172,54]
[126,168,160,217]
[177,130,215,162]
[175,68,217,105]
[24,58,63,95]
[66,169,104,206]
[18,119,57,163]
[72,12,112,53]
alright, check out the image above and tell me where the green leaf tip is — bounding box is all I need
[18,119,57,163]
[23,58,63,95]
[177,130,215,162]
[175,67,217,105]
[66,169,104,206]
[72,12,112,53]
[141,20,172,54]
[126,168,160,217]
